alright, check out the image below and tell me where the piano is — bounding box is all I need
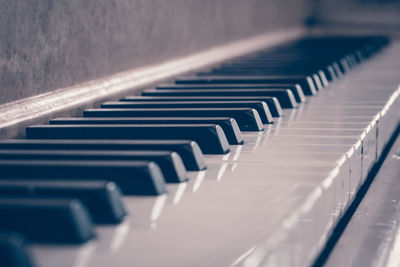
[0,2,399,267]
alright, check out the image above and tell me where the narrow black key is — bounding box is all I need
[196,73,324,91]
[0,232,35,267]
[202,67,329,88]
[0,149,187,183]
[156,83,306,103]
[27,124,230,154]
[317,70,329,87]
[120,96,282,117]
[0,198,94,243]
[200,71,325,91]
[84,108,264,131]
[175,76,317,95]
[0,139,205,170]
[141,89,297,109]
[339,57,351,73]
[0,160,166,195]
[50,117,244,145]
[325,65,338,81]
[311,73,324,90]
[101,101,273,124]
[332,62,343,78]
[0,180,126,224]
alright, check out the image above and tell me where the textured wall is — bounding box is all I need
[313,0,400,27]
[0,0,312,104]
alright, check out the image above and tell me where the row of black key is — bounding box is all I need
[0,36,389,266]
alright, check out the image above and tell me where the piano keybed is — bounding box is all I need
[0,36,399,267]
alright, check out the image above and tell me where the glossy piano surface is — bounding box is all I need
[27,41,400,267]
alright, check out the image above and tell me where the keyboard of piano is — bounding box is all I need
[0,36,399,267]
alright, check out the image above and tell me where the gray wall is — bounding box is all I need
[0,0,312,104]
[313,0,400,27]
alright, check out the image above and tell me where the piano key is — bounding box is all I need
[0,180,126,224]
[155,84,306,103]
[175,75,318,95]
[0,139,205,171]
[100,101,273,124]
[265,127,364,137]
[346,54,357,69]
[325,64,338,81]
[0,198,94,243]
[331,61,343,78]
[49,117,244,145]
[240,65,329,84]
[353,49,364,63]
[141,89,298,108]
[206,149,346,165]
[120,96,282,117]
[315,70,329,87]
[0,232,35,267]
[311,73,324,90]
[0,149,187,183]
[26,124,231,154]
[211,65,329,82]
[196,72,324,91]
[84,108,264,131]
[0,160,166,195]
[213,62,328,89]
[339,57,351,73]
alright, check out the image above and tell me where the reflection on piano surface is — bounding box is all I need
[0,31,399,267]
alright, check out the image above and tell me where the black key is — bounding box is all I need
[200,70,325,91]
[0,160,166,195]
[156,84,306,103]
[84,108,264,131]
[311,73,324,90]
[101,101,273,124]
[325,64,338,81]
[0,180,126,224]
[0,232,35,267]
[141,89,297,109]
[311,66,333,84]
[175,75,317,95]
[339,57,351,73]
[27,124,231,154]
[205,67,329,87]
[120,96,282,117]
[331,62,343,78]
[196,73,324,92]
[50,117,244,145]
[317,70,329,87]
[0,139,205,171]
[0,149,187,183]
[0,198,94,243]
